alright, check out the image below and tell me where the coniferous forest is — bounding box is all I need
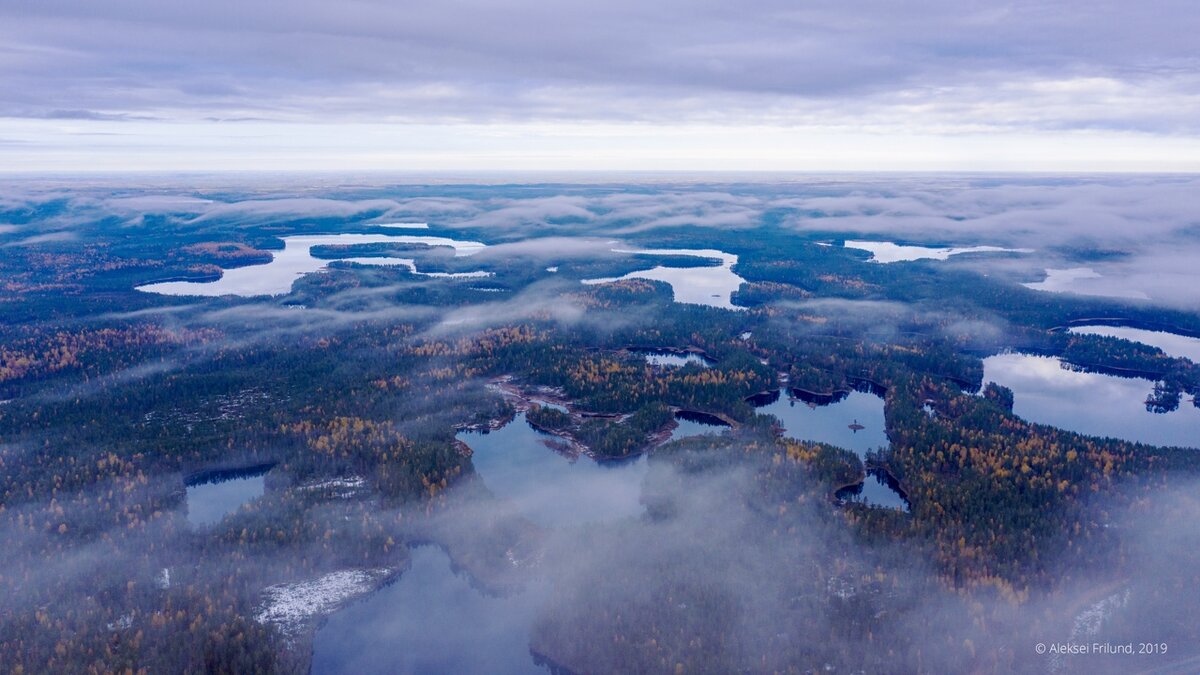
[2,179,1200,674]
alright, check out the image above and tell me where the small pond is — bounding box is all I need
[632,349,713,368]
[185,464,272,527]
[668,410,731,442]
[835,469,910,511]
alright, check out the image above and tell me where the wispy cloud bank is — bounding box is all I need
[1,1,1198,169]
[1,1,1197,132]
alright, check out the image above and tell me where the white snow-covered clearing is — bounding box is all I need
[299,476,367,498]
[256,567,393,635]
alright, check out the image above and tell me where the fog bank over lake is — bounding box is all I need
[843,240,1030,264]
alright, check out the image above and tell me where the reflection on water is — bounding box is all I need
[836,471,910,511]
[529,399,568,413]
[752,389,889,458]
[633,349,713,368]
[983,353,1200,449]
[137,233,487,297]
[316,412,652,673]
[668,411,730,442]
[582,248,746,309]
[752,389,906,510]
[1068,325,1200,363]
[186,467,269,526]
[456,413,647,528]
[844,240,1029,263]
[311,546,547,675]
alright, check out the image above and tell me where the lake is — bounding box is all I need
[751,389,907,510]
[185,465,271,527]
[137,232,488,297]
[668,410,731,441]
[314,411,652,673]
[835,469,910,511]
[1023,267,1151,301]
[632,349,713,368]
[456,413,647,528]
[843,240,1029,263]
[583,248,745,309]
[1067,325,1200,363]
[310,545,548,675]
[753,389,889,458]
[983,353,1200,449]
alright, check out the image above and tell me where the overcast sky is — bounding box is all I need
[2,0,1199,171]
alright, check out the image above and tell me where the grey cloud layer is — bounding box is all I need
[777,176,1200,307]
[1,1,1198,132]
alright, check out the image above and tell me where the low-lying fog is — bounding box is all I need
[12,174,1200,307]
[311,442,1200,674]
[5,175,1200,674]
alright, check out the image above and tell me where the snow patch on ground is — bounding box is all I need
[107,613,133,631]
[1072,588,1130,640]
[1049,587,1131,673]
[256,568,393,636]
[826,576,856,600]
[299,476,367,498]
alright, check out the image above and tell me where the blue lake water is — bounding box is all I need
[634,349,713,368]
[311,546,547,675]
[1067,325,1200,363]
[752,389,906,510]
[138,232,487,297]
[983,353,1200,449]
[754,390,889,458]
[456,413,647,528]
[529,399,568,413]
[582,248,745,309]
[835,471,910,511]
[668,410,730,441]
[186,469,269,526]
[314,412,653,673]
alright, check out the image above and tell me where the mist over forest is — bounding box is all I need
[2,175,1200,674]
